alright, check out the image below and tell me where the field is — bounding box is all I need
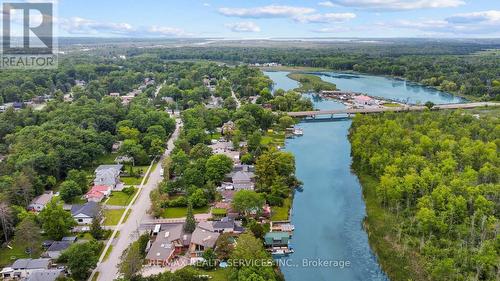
[106,189,138,206]
[103,208,130,226]
[161,206,210,218]
[0,236,44,267]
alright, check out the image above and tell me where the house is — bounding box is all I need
[26,269,64,281]
[354,95,376,106]
[211,217,244,233]
[44,241,71,259]
[264,232,290,248]
[28,192,53,212]
[1,258,51,279]
[189,227,220,257]
[145,224,191,266]
[71,201,98,225]
[109,92,120,97]
[222,165,255,191]
[94,164,123,189]
[221,121,235,135]
[112,141,122,152]
[85,185,112,202]
[209,141,240,164]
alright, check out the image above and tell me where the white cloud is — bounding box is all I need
[295,12,356,23]
[59,17,188,37]
[318,1,336,7]
[386,10,500,35]
[225,21,261,32]
[446,10,500,24]
[218,5,314,18]
[330,0,465,10]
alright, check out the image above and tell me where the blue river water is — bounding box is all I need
[263,71,463,281]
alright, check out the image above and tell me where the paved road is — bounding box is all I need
[287,102,500,117]
[93,118,182,281]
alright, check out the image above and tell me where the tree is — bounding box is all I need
[39,200,76,240]
[189,189,208,208]
[59,180,82,203]
[66,169,89,193]
[184,201,196,233]
[90,205,103,240]
[14,217,41,256]
[205,154,233,184]
[232,190,265,217]
[0,201,13,242]
[215,233,234,260]
[59,241,101,280]
[278,115,295,130]
[424,101,435,109]
[119,240,144,280]
[200,248,217,270]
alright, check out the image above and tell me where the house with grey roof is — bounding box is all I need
[222,165,255,191]
[71,201,98,225]
[145,224,191,267]
[1,258,51,279]
[44,241,72,259]
[189,227,220,257]
[28,192,53,212]
[26,269,64,281]
[94,164,123,189]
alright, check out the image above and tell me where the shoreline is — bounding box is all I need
[261,66,477,102]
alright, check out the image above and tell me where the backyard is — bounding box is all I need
[161,206,210,218]
[105,188,138,206]
[103,209,131,226]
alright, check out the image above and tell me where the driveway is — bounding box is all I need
[92,118,182,281]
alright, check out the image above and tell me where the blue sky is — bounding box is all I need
[28,0,500,38]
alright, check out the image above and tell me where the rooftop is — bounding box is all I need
[11,258,50,270]
[71,201,98,217]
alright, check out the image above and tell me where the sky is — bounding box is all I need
[5,0,500,38]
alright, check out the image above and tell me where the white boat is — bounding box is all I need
[293,128,303,136]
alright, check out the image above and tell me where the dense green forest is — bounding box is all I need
[350,110,499,281]
[126,44,500,101]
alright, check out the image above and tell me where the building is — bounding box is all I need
[45,241,71,259]
[85,185,112,202]
[28,192,53,212]
[71,201,98,225]
[222,165,255,191]
[1,258,51,279]
[264,232,290,248]
[354,95,376,106]
[109,92,120,97]
[221,121,235,135]
[145,224,191,266]
[189,227,220,257]
[209,141,240,164]
[94,164,123,189]
[26,269,64,281]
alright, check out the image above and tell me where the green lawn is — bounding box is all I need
[106,189,137,206]
[271,197,292,221]
[95,153,118,165]
[261,131,286,147]
[383,103,403,108]
[161,206,210,218]
[210,132,222,140]
[121,176,143,185]
[103,209,127,226]
[0,237,44,267]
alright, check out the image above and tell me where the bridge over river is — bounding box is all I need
[287,102,499,117]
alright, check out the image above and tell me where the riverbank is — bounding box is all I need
[356,172,429,281]
[262,66,480,102]
[286,73,337,92]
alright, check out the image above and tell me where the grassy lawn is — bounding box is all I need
[262,131,286,147]
[0,238,44,267]
[161,206,210,218]
[358,173,428,281]
[121,176,143,185]
[383,103,403,108]
[287,72,337,93]
[191,267,230,281]
[210,132,222,140]
[95,153,118,165]
[271,197,292,221]
[103,209,127,226]
[106,189,137,206]
[77,232,94,241]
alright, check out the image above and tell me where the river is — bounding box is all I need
[263,71,463,281]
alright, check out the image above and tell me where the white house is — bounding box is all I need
[28,192,53,212]
[71,201,98,225]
